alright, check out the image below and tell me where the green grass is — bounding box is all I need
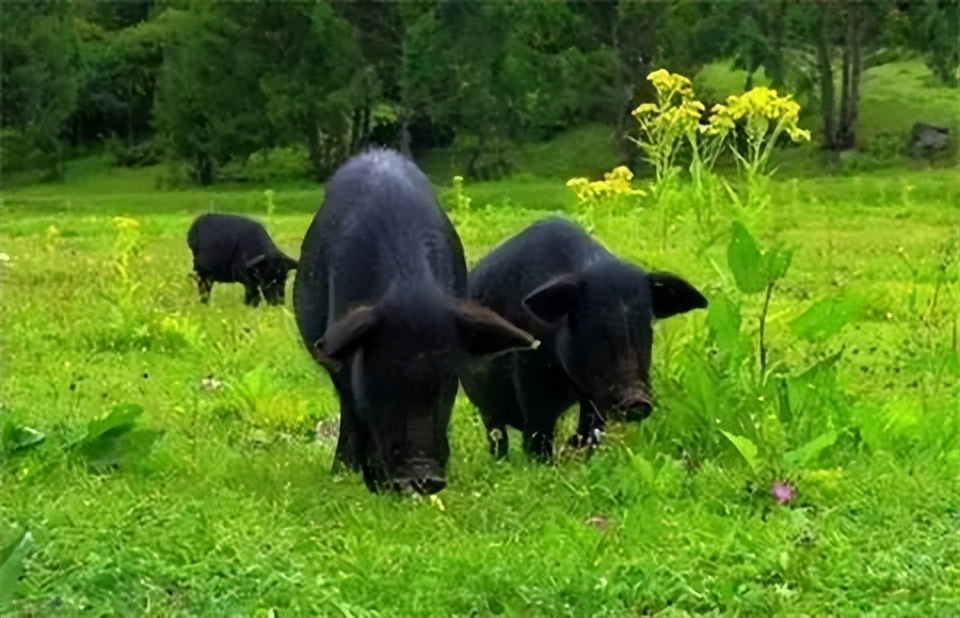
[1,160,958,616]
[1,58,958,617]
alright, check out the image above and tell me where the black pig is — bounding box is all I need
[293,148,538,495]
[460,217,707,461]
[186,213,298,306]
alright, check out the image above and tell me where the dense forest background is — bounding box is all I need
[2,0,957,185]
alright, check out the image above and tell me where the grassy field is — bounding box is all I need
[1,60,958,617]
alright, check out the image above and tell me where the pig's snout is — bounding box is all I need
[409,476,447,495]
[389,459,447,495]
[388,476,447,495]
[616,392,653,422]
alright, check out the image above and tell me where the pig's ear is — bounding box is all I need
[311,305,379,372]
[522,274,581,325]
[648,271,708,320]
[245,254,267,269]
[453,300,540,358]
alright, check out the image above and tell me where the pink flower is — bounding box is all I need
[770,481,795,505]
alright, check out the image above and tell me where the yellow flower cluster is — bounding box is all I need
[631,71,701,130]
[646,68,694,98]
[632,70,812,144]
[711,87,812,142]
[700,107,737,137]
[568,68,813,213]
[566,166,646,205]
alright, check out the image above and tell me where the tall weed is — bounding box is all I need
[563,69,926,498]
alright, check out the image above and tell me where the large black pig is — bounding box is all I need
[187,213,298,306]
[293,148,538,495]
[460,217,708,462]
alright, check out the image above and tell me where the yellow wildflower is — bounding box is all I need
[631,103,658,117]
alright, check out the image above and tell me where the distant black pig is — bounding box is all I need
[460,217,708,462]
[186,213,298,306]
[293,148,538,495]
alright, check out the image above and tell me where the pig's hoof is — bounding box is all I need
[567,430,603,450]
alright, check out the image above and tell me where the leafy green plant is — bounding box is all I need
[627,69,813,251]
[709,87,811,213]
[688,219,861,486]
[630,70,703,194]
[43,224,62,253]
[264,189,276,217]
[450,175,472,212]
[1,422,46,457]
[222,365,314,434]
[0,528,33,608]
[67,403,164,473]
[726,220,793,376]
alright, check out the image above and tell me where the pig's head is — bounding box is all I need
[246,253,298,305]
[310,285,538,494]
[522,263,707,422]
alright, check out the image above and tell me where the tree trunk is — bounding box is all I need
[615,85,639,171]
[849,12,862,142]
[305,121,324,182]
[193,153,214,186]
[768,0,788,88]
[837,5,854,150]
[816,10,837,150]
[397,115,412,160]
[348,106,362,154]
[611,15,646,173]
[359,104,371,149]
[837,2,862,151]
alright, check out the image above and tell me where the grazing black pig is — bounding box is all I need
[460,216,708,462]
[186,213,298,306]
[293,148,538,495]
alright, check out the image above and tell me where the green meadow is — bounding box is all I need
[1,61,957,617]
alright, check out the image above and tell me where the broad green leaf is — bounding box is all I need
[726,221,767,294]
[764,244,793,282]
[81,429,164,473]
[706,292,742,351]
[0,528,33,606]
[785,351,843,416]
[784,430,838,469]
[790,295,867,342]
[682,354,721,419]
[84,403,145,443]
[628,450,656,486]
[1,423,46,455]
[70,403,162,472]
[720,430,761,474]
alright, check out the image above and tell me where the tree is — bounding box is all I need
[153,1,362,183]
[248,0,362,179]
[331,1,405,152]
[728,0,792,90]
[903,0,959,85]
[0,0,80,178]
[432,1,514,178]
[153,5,268,184]
[69,16,165,154]
[576,0,737,171]
[804,0,895,151]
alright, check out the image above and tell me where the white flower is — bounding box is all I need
[200,376,222,391]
